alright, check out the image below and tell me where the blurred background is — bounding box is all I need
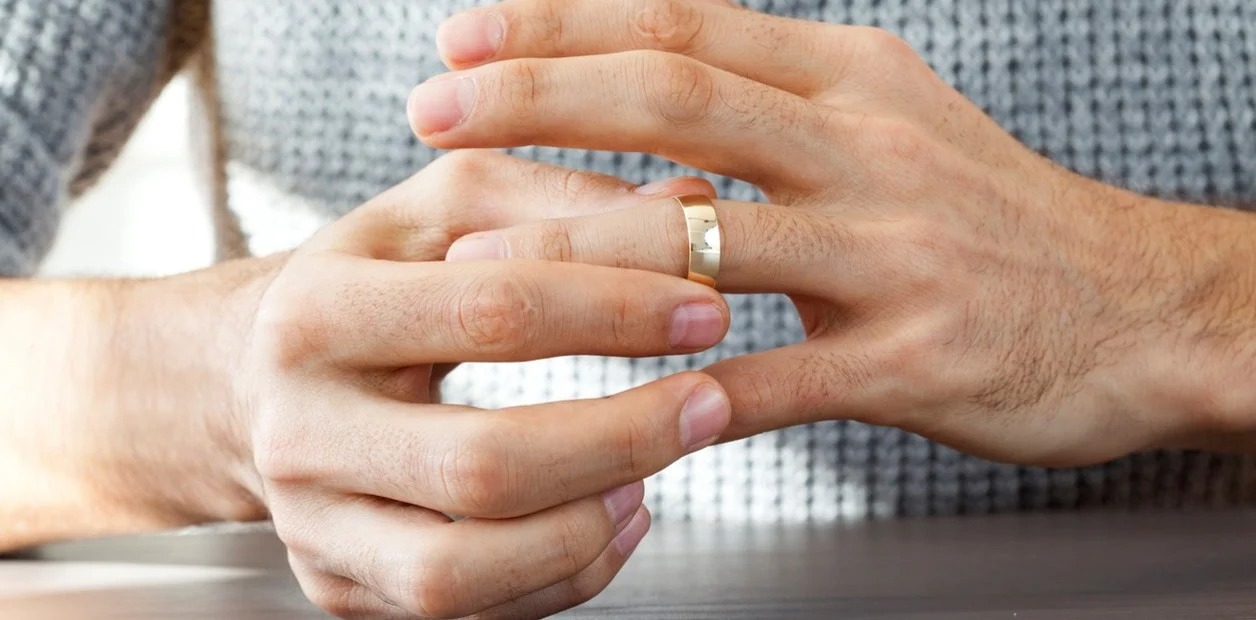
[38,77,212,278]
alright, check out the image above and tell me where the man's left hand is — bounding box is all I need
[410,0,1256,466]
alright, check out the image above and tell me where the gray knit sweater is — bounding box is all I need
[4,0,1256,521]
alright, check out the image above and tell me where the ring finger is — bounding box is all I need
[447,196,877,300]
[316,150,717,262]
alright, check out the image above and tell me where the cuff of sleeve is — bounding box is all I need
[0,100,65,277]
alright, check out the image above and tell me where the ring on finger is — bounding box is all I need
[677,195,722,288]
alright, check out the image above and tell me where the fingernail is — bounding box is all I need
[603,482,645,527]
[612,507,650,556]
[634,180,673,195]
[408,76,477,136]
[438,11,505,64]
[668,303,725,349]
[679,383,730,452]
[446,236,506,261]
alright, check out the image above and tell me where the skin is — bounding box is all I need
[1,152,738,618]
[417,0,1256,468]
[4,2,1255,619]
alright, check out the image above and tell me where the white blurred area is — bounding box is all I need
[39,77,214,277]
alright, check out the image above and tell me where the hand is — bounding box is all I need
[415,2,1256,466]
[237,151,733,618]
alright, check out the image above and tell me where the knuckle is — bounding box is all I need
[536,220,576,262]
[553,514,601,577]
[879,324,936,383]
[861,118,935,167]
[304,584,356,619]
[880,215,961,292]
[526,0,570,48]
[607,294,639,350]
[454,273,539,353]
[273,514,317,559]
[401,548,462,619]
[632,0,706,53]
[638,51,717,128]
[853,26,920,64]
[550,166,619,203]
[365,196,447,254]
[870,321,963,429]
[497,59,546,117]
[252,419,313,485]
[424,151,517,239]
[728,361,801,418]
[796,349,875,417]
[252,262,334,370]
[560,558,619,607]
[438,426,516,515]
[432,149,499,181]
[612,405,663,476]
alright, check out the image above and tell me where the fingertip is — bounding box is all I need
[405,85,421,136]
[446,235,508,261]
[687,176,720,198]
[668,299,729,351]
[652,370,722,403]
[679,379,732,451]
[437,10,506,68]
[603,481,647,528]
[611,506,651,557]
[407,74,477,139]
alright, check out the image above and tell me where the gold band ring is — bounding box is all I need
[677,195,721,288]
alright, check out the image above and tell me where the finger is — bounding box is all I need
[324,372,729,517]
[475,507,652,620]
[314,149,717,261]
[307,490,648,618]
[407,52,837,189]
[448,196,875,300]
[288,554,408,619]
[438,0,850,97]
[279,256,729,367]
[702,339,891,442]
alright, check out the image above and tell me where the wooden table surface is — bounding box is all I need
[3,509,1255,619]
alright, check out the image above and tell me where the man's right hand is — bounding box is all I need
[234,151,732,618]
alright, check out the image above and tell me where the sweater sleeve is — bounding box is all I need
[0,0,206,276]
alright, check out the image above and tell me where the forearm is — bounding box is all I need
[0,256,280,551]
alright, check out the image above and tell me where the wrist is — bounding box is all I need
[91,256,284,527]
[1111,199,1256,445]
[1166,234,1256,442]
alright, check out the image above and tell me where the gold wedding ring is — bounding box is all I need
[677,195,721,288]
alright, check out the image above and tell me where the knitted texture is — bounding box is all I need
[0,0,206,275]
[5,0,1256,520]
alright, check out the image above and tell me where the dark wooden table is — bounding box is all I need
[3,510,1255,619]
